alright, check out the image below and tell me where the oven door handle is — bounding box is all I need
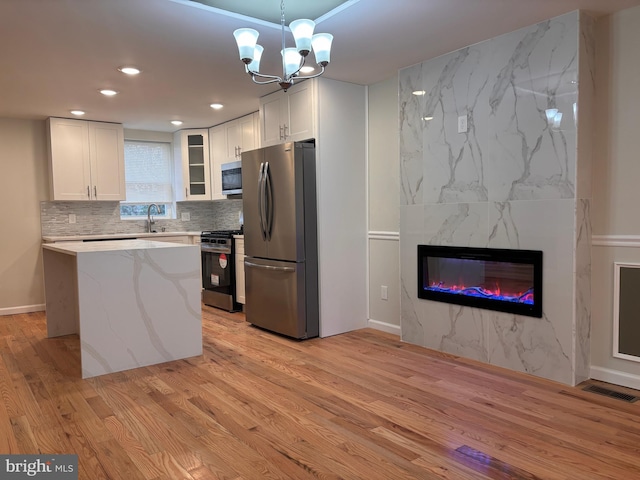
[244,261,295,273]
[201,245,231,254]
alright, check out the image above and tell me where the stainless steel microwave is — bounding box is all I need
[221,160,242,195]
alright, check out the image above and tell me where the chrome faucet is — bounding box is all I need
[147,203,160,233]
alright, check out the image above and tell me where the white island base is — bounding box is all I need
[42,240,203,378]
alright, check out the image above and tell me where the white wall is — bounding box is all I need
[590,5,640,389]
[0,118,49,314]
[368,76,401,334]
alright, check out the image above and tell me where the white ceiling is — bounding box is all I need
[0,0,638,133]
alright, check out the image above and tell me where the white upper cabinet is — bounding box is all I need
[174,129,211,201]
[47,118,125,201]
[259,82,314,147]
[208,125,226,200]
[225,113,259,161]
[210,112,259,199]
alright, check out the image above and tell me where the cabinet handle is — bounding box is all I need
[185,187,188,198]
[87,186,90,199]
[237,146,242,158]
[279,125,284,140]
[94,186,97,198]
[284,124,289,139]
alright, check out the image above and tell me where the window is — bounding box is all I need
[120,140,174,219]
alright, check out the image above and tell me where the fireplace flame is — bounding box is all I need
[428,283,534,305]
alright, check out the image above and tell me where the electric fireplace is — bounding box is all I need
[418,245,543,318]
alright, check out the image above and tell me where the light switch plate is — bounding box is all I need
[181,212,190,221]
[68,214,76,224]
[458,115,468,133]
[381,285,388,300]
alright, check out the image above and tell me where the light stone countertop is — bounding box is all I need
[42,239,196,256]
[42,231,202,242]
[42,238,202,378]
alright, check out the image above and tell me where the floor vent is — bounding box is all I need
[583,385,639,403]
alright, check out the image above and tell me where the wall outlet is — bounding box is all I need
[181,212,190,221]
[381,285,388,301]
[458,115,468,133]
[68,213,76,224]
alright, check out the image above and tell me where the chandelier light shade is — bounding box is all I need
[233,0,333,91]
[289,19,315,55]
[311,33,332,66]
[233,28,260,63]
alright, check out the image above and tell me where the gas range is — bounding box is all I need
[201,229,243,239]
[200,229,243,313]
[201,230,243,252]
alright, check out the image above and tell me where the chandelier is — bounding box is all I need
[232,0,333,91]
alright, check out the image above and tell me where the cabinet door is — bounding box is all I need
[238,113,258,154]
[48,118,92,201]
[177,129,211,201]
[208,125,226,200]
[225,120,241,161]
[89,122,125,201]
[260,91,284,147]
[149,236,189,244]
[287,82,314,141]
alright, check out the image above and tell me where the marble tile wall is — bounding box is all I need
[399,11,593,385]
[40,199,243,236]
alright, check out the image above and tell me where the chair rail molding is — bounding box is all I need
[592,235,640,248]
[368,230,399,241]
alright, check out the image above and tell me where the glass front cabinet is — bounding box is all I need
[174,129,211,201]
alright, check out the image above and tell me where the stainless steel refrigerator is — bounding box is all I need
[241,141,319,339]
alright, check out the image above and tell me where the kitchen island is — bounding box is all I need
[42,239,202,378]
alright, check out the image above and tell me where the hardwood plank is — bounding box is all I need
[1,307,640,479]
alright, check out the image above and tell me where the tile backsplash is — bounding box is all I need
[40,199,243,237]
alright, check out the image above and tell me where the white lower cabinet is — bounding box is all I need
[235,237,245,304]
[147,236,190,244]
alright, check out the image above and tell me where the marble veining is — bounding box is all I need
[399,11,594,386]
[574,199,592,383]
[43,241,202,378]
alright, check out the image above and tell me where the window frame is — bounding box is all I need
[120,137,176,220]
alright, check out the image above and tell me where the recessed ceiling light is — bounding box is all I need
[300,66,315,74]
[70,110,85,116]
[118,66,141,75]
[422,116,433,121]
[100,89,118,96]
[171,120,183,126]
[210,103,223,110]
[413,90,426,96]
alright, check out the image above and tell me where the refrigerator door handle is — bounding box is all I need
[244,261,295,273]
[264,161,274,241]
[258,162,266,240]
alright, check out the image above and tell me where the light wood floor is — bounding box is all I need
[1,307,640,479]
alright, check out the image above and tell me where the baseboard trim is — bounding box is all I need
[367,318,401,336]
[590,365,640,390]
[0,304,46,317]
